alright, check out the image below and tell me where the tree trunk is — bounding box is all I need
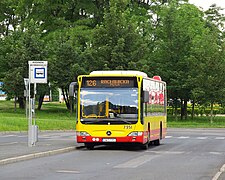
[62,88,70,110]
[14,96,17,112]
[37,95,45,110]
[181,99,184,120]
[180,99,188,120]
[18,97,25,109]
[191,100,195,120]
[174,98,178,120]
[184,99,188,120]
[70,96,75,115]
[210,101,214,123]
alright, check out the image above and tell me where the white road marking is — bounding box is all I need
[177,136,190,139]
[114,155,157,168]
[56,170,80,174]
[17,135,27,138]
[212,164,225,180]
[147,151,185,155]
[209,152,222,155]
[0,142,18,146]
[196,137,208,140]
[209,152,223,155]
[1,135,17,138]
[166,136,225,140]
[165,136,172,138]
[215,137,225,140]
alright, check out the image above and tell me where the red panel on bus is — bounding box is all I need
[153,76,162,81]
[77,135,144,144]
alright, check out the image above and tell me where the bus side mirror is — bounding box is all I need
[69,82,78,97]
[143,91,149,103]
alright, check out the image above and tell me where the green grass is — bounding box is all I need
[167,115,225,128]
[1,101,225,131]
[0,101,76,131]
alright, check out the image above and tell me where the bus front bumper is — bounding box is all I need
[77,135,145,144]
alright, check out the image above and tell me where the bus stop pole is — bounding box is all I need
[33,83,38,145]
[28,78,32,147]
[33,83,36,126]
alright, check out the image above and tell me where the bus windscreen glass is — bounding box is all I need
[80,77,138,124]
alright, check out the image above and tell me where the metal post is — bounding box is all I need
[28,61,48,147]
[28,78,32,147]
[49,82,52,102]
[33,83,36,125]
[24,78,29,119]
[26,93,28,119]
[33,83,38,144]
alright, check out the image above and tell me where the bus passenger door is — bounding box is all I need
[148,123,150,142]
[160,121,163,139]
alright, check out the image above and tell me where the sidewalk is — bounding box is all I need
[0,131,79,165]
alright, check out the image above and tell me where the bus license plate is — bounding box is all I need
[102,138,116,142]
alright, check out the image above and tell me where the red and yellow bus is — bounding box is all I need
[69,71,167,149]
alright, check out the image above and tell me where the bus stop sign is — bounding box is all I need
[29,61,48,84]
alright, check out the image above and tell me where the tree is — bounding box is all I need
[88,0,150,71]
[15,0,101,110]
[152,2,208,119]
[0,0,20,37]
[46,30,86,110]
[190,5,225,122]
[2,20,47,109]
[17,0,109,33]
[204,4,225,32]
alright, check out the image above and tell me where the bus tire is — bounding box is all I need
[154,139,160,146]
[85,143,94,150]
[141,143,149,150]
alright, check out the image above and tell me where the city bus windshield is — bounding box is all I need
[80,88,138,124]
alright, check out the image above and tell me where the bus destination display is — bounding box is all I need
[82,77,136,88]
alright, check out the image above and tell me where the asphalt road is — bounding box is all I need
[1,128,225,180]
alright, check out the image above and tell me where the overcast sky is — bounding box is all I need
[189,0,225,14]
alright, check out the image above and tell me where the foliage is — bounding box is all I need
[0,0,225,118]
[46,30,86,109]
[88,0,150,71]
[1,20,47,108]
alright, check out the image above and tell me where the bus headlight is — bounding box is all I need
[128,132,143,136]
[77,131,91,136]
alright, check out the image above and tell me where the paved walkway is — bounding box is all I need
[0,131,78,165]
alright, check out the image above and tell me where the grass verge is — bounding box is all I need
[1,101,225,131]
[167,115,225,128]
[0,101,75,131]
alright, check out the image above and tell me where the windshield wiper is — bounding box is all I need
[81,118,136,124]
[81,119,109,124]
[116,119,132,124]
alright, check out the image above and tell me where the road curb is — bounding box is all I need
[212,164,225,180]
[0,146,75,165]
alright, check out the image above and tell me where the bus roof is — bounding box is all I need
[89,70,148,77]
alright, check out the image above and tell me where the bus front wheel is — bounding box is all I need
[85,143,95,150]
[141,143,149,150]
